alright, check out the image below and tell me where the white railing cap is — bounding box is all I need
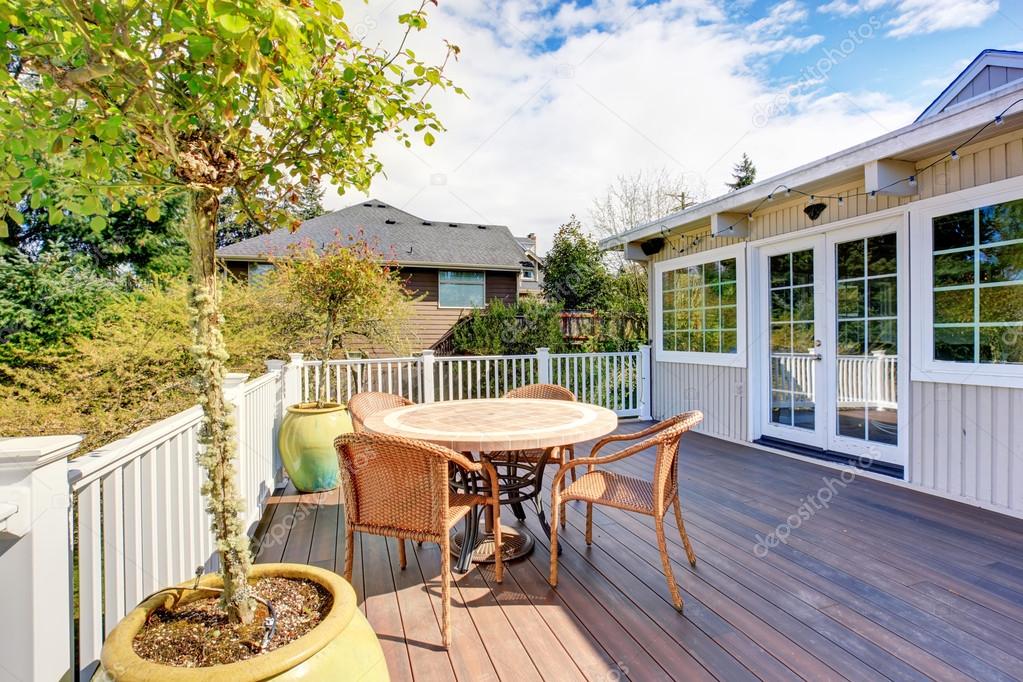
[0,435,83,470]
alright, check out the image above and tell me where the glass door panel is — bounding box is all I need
[769,249,818,430]
[833,233,899,448]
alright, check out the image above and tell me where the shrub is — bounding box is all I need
[452,299,565,355]
[0,276,320,451]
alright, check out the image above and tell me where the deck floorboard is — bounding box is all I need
[253,423,1023,681]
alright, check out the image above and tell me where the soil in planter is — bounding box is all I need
[133,577,332,667]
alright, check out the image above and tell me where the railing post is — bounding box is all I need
[536,347,551,385]
[421,350,435,403]
[265,359,286,487]
[639,344,653,420]
[284,352,304,407]
[0,435,81,681]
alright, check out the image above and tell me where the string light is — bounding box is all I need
[711,98,1023,235]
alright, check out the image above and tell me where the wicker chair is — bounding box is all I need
[502,383,577,475]
[548,411,704,611]
[335,432,503,647]
[347,391,413,433]
[499,384,578,528]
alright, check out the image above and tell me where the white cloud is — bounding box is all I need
[326,0,918,253]
[818,0,999,38]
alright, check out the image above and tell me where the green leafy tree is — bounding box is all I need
[542,216,611,310]
[273,236,414,405]
[726,153,757,190]
[216,187,272,247]
[1,0,457,622]
[452,299,564,356]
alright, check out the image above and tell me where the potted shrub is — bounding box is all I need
[4,0,455,677]
[274,235,414,492]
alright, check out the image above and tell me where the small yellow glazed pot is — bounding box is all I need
[95,563,387,681]
[278,402,353,492]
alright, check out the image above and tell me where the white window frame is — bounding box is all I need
[521,266,536,281]
[437,269,487,309]
[910,177,1023,388]
[652,243,747,367]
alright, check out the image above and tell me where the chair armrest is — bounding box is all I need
[588,420,677,459]
[445,450,483,473]
[550,438,653,491]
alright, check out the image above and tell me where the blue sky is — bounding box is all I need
[334,0,1022,251]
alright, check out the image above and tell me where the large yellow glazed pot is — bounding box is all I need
[95,563,388,681]
[278,402,353,492]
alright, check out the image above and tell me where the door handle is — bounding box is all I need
[811,353,823,362]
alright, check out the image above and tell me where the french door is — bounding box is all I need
[755,217,907,467]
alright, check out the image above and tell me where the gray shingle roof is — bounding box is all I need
[216,199,524,269]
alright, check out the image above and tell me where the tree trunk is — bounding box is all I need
[183,189,256,624]
[317,309,337,406]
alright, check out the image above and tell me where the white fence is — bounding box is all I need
[65,370,284,679]
[0,347,650,680]
[300,347,651,418]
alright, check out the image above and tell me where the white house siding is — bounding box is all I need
[647,128,1023,516]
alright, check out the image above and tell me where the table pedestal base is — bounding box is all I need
[451,525,534,564]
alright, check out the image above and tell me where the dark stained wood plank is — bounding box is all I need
[251,422,1023,682]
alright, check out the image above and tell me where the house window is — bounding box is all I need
[438,270,485,308]
[522,267,536,281]
[653,244,746,366]
[931,199,1023,364]
[248,262,274,282]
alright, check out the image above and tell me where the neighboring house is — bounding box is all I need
[516,232,544,297]
[601,49,1023,518]
[216,200,524,351]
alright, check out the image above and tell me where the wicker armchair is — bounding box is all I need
[335,432,503,647]
[347,391,413,433]
[548,411,703,611]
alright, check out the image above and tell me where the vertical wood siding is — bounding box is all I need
[652,362,746,441]
[646,129,1023,516]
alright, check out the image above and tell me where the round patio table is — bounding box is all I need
[362,398,618,565]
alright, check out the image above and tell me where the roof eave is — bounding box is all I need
[600,84,1023,252]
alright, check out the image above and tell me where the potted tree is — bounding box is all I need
[274,235,414,492]
[2,0,456,677]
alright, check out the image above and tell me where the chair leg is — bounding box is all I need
[397,538,407,570]
[585,503,593,546]
[549,489,561,587]
[559,476,567,529]
[567,445,576,482]
[655,516,683,611]
[673,496,697,568]
[441,535,452,648]
[343,527,355,581]
[492,502,504,583]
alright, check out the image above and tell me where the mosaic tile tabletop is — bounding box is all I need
[362,398,619,452]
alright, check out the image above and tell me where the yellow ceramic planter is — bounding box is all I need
[95,563,388,681]
[278,402,353,492]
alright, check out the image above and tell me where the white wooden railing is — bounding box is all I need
[771,352,898,409]
[66,370,286,679]
[0,346,649,680]
[299,347,651,418]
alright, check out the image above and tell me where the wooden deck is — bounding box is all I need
[252,422,1023,681]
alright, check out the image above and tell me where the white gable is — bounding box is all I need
[917,50,1023,122]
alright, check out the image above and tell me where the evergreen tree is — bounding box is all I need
[726,153,757,190]
[296,182,325,220]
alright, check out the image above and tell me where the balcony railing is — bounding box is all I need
[0,346,650,680]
